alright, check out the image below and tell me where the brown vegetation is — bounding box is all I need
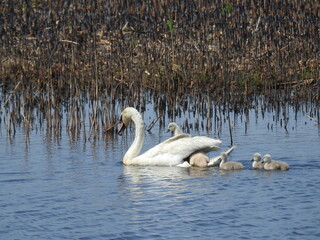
[0,0,319,141]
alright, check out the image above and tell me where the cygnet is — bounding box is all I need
[219,152,244,170]
[262,154,289,171]
[251,153,264,169]
[208,145,237,167]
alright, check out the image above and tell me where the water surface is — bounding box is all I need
[1,104,320,239]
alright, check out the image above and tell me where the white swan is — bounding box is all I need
[219,152,244,170]
[208,145,237,167]
[118,107,221,166]
[251,153,264,169]
[262,154,289,171]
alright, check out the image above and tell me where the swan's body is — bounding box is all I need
[251,153,264,169]
[262,154,289,171]
[208,145,237,167]
[119,108,221,166]
[219,152,244,170]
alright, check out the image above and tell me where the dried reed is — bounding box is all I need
[0,0,319,142]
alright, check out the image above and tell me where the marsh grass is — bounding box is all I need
[0,0,319,142]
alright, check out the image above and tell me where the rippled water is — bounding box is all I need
[1,104,320,239]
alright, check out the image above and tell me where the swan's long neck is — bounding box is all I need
[123,112,145,164]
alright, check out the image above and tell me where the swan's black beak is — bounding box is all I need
[118,116,126,136]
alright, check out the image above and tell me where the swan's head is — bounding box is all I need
[167,122,178,133]
[262,154,272,163]
[118,107,137,136]
[252,153,262,162]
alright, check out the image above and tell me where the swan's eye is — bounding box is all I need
[119,115,123,123]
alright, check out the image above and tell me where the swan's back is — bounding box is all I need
[160,136,221,155]
[164,133,191,143]
[135,135,221,166]
[167,122,217,167]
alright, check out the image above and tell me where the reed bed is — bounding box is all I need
[0,0,319,141]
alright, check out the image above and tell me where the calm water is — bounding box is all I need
[1,104,320,240]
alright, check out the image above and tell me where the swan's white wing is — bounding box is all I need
[226,145,237,156]
[208,156,222,167]
[136,136,221,166]
[159,136,221,156]
[138,134,190,159]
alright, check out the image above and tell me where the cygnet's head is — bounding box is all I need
[220,152,228,162]
[252,153,262,162]
[167,122,178,132]
[262,154,272,163]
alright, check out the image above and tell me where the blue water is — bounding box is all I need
[1,104,320,239]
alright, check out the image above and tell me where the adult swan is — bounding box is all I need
[118,107,221,166]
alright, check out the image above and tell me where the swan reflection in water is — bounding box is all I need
[122,165,216,185]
